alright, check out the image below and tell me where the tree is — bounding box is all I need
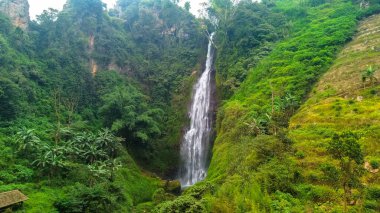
[36,8,59,24]
[99,85,162,143]
[95,129,123,158]
[15,128,42,162]
[362,65,378,88]
[308,0,326,7]
[327,131,364,211]
[16,128,41,152]
[16,128,67,179]
[32,143,68,181]
[0,77,23,120]
[184,1,191,12]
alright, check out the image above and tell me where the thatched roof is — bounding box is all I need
[0,190,28,209]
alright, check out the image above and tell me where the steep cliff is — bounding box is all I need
[0,0,29,29]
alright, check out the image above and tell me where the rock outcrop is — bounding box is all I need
[0,0,29,29]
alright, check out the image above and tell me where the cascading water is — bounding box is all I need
[179,33,215,187]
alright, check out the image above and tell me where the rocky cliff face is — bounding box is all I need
[0,0,29,29]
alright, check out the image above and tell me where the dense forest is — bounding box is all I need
[0,0,379,212]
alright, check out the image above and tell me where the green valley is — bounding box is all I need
[0,0,379,212]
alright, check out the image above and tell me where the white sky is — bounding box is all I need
[28,0,117,19]
[29,0,207,19]
[179,0,208,16]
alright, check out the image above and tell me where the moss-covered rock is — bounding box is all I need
[164,180,181,195]
[152,188,176,204]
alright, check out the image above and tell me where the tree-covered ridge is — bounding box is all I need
[0,0,204,211]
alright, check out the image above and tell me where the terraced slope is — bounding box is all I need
[289,14,380,211]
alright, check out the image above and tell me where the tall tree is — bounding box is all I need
[327,132,364,211]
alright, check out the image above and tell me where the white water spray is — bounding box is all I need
[179,33,215,187]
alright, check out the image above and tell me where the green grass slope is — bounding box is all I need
[204,1,364,212]
[289,14,380,212]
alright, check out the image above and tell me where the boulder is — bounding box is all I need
[164,180,181,195]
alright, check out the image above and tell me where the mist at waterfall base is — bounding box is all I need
[179,34,215,188]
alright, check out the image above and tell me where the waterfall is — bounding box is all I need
[179,33,215,187]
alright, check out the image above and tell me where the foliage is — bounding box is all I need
[327,132,364,206]
[98,84,162,143]
[54,183,119,213]
[370,160,379,169]
[0,0,379,212]
[211,0,288,98]
[362,65,378,87]
[202,0,379,212]
[1,0,204,210]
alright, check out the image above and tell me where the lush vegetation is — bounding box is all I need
[155,0,380,212]
[1,0,380,212]
[0,0,204,211]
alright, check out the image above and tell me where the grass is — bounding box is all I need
[204,1,379,212]
[288,13,380,211]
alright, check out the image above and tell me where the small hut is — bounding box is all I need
[0,190,28,211]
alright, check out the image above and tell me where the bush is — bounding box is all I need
[154,195,206,213]
[164,180,181,195]
[364,200,379,211]
[370,160,379,169]
[367,186,380,200]
[270,191,304,212]
[12,165,34,182]
[152,188,175,204]
[295,151,305,159]
[183,182,214,199]
[307,185,335,203]
[0,172,16,183]
[54,183,121,213]
[319,163,340,188]
[296,184,336,203]
[0,165,33,183]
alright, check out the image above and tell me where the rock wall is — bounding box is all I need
[0,0,29,29]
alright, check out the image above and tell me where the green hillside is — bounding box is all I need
[0,0,204,211]
[289,13,380,212]
[155,0,380,212]
[0,0,380,212]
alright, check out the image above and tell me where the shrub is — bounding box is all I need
[0,172,16,183]
[319,163,340,189]
[154,195,206,213]
[12,165,34,182]
[364,200,379,211]
[307,185,336,203]
[307,172,320,182]
[183,182,214,199]
[54,183,120,213]
[370,160,379,169]
[295,151,305,159]
[270,191,304,212]
[296,184,336,203]
[152,188,175,204]
[367,186,380,200]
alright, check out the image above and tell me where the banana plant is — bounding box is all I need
[16,128,41,152]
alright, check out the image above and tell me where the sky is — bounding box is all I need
[179,0,208,16]
[28,0,207,19]
[28,0,117,19]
